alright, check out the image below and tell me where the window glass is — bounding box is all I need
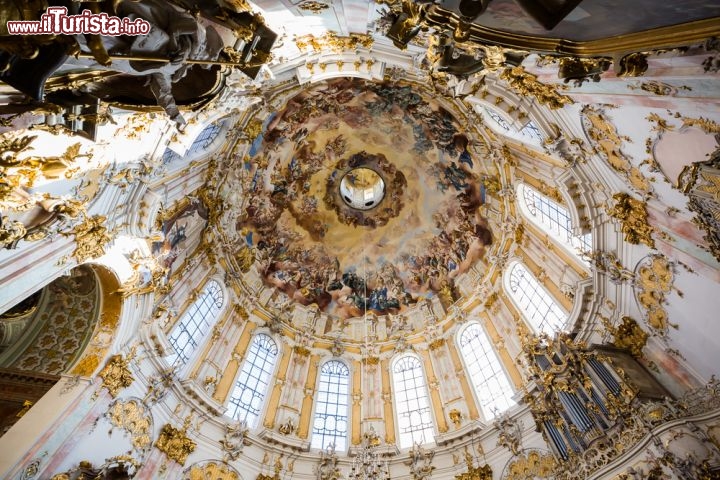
[392,355,434,449]
[459,323,515,419]
[521,184,591,256]
[507,262,567,334]
[227,333,279,428]
[166,280,223,366]
[311,360,350,451]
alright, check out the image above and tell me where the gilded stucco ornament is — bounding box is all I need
[557,57,611,86]
[583,250,635,284]
[607,192,656,248]
[98,353,134,397]
[601,316,648,358]
[678,147,720,262]
[494,413,522,456]
[220,420,249,462]
[454,449,492,480]
[581,106,652,194]
[316,443,342,480]
[499,67,573,110]
[64,215,113,264]
[448,408,463,428]
[406,442,435,480]
[156,422,197,466]
[295,32,373,53]
[185,461,241,480]
[617,52,649,77]
[634,254,678,334]
[106,398,153,452]
[298,1,329,13]
[503,451,556,480]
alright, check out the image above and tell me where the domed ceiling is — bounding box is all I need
[228,79,491,320]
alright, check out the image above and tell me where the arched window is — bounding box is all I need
[480,106,544,145]
[166,280,224,367]
[518,184,592,256]
[392,355,434,449]
[507,262,567,334]
[311,360,350,451]
[162,119,227,164]
[459,323,515,419]
[227,333,279,428]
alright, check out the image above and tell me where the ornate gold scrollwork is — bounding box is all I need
[557,57,611,86]
[106,398,152,452]
[98,354,134,397]
[617,52,649,77]
[582,106,652,194]
[504,451,557,480]
[678,148,720,262]
[634,254,678,334]
[64,215,113,264]
[156,423,196,466]
[607,192,655,248]
[297,1,329,14]
[294,32,373,53]
[499,67,573,110]
[186,461,240,480]
[602,316,648,358]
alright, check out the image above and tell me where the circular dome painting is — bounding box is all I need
[234,78,492,319]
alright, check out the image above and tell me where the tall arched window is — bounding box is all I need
[518,183,591,256]
[166,280,224,367]
[507,262,567,334]
[227,333,279,428]
[459,323,515,419]
[392,355,434,449]
[311,360,350,451]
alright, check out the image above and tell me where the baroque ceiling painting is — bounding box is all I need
[233,79,490,318]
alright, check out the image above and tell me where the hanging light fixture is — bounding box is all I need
[348,427,389,480]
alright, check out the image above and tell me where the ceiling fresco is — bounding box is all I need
[233,79,491,319]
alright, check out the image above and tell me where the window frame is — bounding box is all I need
[310,358,351,452]
[390,353,436,450]
[225,332,280,429]
[516,183,592,261]
[456,322,516,420]
[165,279,225,369]
[504,261,568,335]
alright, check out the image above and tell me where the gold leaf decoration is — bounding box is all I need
[98,354,134,397]
[64,215,113,264]
[156,423,196,466]
[607,192,655,248]
[107,398,152,451]
[602,316,648,358]
[499,67,573,110]
[186,461,240,480]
